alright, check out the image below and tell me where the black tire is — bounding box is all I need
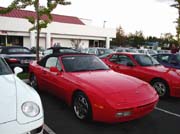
[72,92,92,121]
[29,73,38,90]
[151,79,170,98]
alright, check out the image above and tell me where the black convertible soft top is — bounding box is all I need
[37,53,93,67]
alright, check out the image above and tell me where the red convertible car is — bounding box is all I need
[102,52,180,98]
[29,53,158,123]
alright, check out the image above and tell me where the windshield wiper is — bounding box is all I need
[90,68,109,71]
[154,63,161,66]
[72,69,90,72]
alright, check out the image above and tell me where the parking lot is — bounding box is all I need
[40,92,180,134]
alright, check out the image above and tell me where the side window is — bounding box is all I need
[45,57,58,68]
[159,55,169,63]
[109,54,118,62]
[117,55,134,66]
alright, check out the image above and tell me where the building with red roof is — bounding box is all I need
[0,7,115,49]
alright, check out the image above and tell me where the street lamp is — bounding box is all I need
[103,20,107,28]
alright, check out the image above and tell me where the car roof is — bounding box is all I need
[153,53,172,56]
[47,47,75,50]
[112,52,144,55]
[0,46,29,49]
[45,53,92,58]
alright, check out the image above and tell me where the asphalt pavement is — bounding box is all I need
[39,92,180,134]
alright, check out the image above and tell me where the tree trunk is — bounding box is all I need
[36,0,40,61]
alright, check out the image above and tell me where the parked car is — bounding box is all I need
[86,47,114,56]
[156,49,171,54]
[102,52,180,98]
[115,47,138,53]
[29,53,158,123]
[43,47,79,56]
[152,53,180,69]
[0,46,36,72]
[138,49,157,55]
[0,57,43,134]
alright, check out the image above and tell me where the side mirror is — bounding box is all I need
[50,66,59,73]
[50,66,62,75]
[127,62,135,67]
[14,67,23,75]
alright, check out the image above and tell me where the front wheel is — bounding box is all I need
[72,92,92,121]
[151,79,169,98]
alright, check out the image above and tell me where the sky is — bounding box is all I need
[0,0,178,37]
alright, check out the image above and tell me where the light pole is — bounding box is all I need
[103,20,107,28]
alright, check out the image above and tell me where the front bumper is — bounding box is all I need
[0,117,43,134]
[92,97,158,123]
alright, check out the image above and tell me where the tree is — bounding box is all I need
[0,0,71,61]
[111,25,127,47]
[171,0,180,45]
[160,32,177,48]
[127,31,145,48]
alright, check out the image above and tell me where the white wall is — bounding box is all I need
[0,16,115,49]
[39,38,46,49]
[51,38,89,48]
[23,37,30,48]
[0,16,115,39]
[52,38,72,48]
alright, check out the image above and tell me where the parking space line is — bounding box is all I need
[44,124,56,134]
[155,107,180,118]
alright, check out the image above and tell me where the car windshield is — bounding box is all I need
[7,47,31,54]
[62,55,109,72]
[133,55,160,66]
[0,58,12,75]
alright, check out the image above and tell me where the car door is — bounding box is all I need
[44,56,72,100]
[106,54,119,71]
[107,54,136,76]
[39,56,58,91]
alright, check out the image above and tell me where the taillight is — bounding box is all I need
[7,58,19,63]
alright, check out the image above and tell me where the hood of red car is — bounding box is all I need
[70,70,156,101]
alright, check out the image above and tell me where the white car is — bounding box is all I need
[0,57,43,134]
